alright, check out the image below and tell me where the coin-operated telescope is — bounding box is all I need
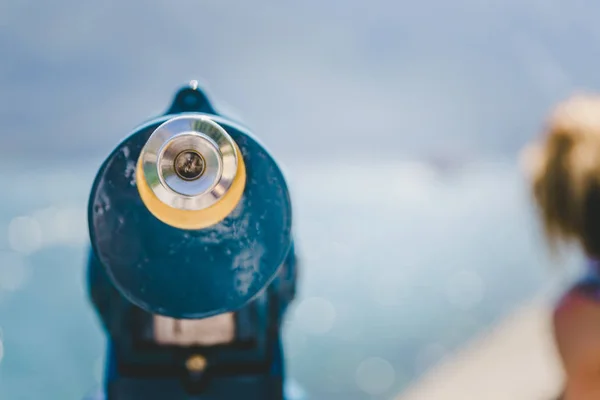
[86,82,297,399]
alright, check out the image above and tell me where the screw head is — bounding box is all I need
[186,354,207,372]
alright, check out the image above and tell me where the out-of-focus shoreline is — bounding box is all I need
[397,298,564,400]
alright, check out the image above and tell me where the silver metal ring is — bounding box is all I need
[140,115,239,211]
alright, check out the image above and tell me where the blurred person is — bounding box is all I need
[525,95,600,400]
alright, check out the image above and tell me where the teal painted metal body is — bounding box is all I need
[86,84,299,399]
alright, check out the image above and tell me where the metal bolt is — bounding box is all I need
[186,354,207,373]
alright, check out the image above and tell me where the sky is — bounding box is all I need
[2,1,600,163]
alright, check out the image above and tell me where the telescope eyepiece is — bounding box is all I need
[88,83,292,318]
[135,114,247,230]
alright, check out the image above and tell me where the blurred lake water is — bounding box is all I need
[0,158,578,399]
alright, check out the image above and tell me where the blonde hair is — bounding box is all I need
[526,94,600,256]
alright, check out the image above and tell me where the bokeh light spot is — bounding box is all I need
[355,357,395,395]
[8,216,42,254]
[285,379,307,400]
[293,297,336,335]
[0,252,30,293]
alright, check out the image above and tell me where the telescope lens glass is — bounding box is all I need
[174,150,206,181]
